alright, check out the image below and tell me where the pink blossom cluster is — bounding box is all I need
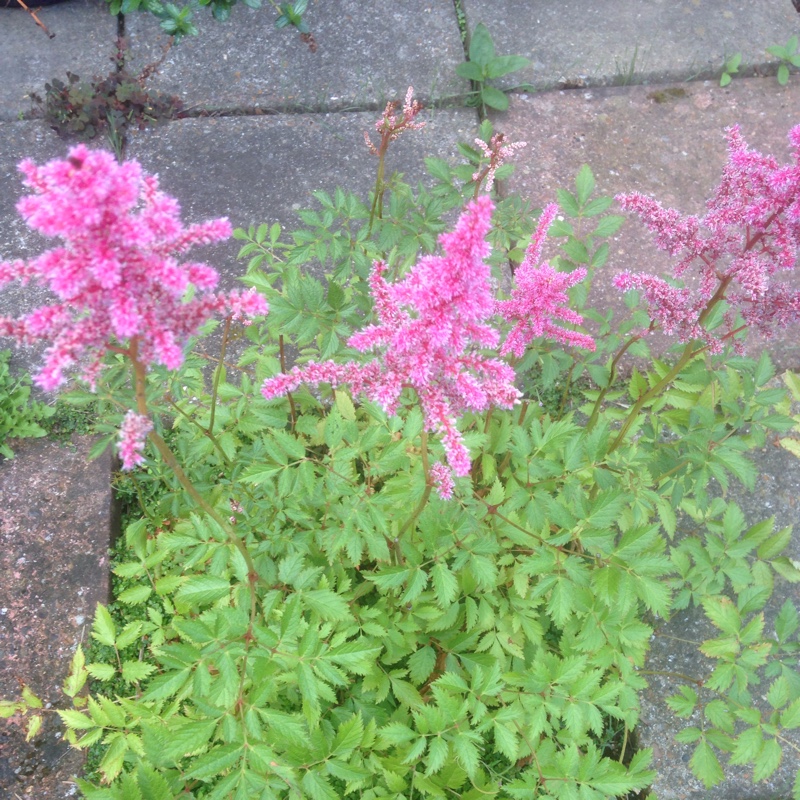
[363,87,425,155]
[473,133,528,193]
[498,203,596,357]
[118,411,153,470]
[0,145,268,391]
[262,197,520,498]
[614,125,800,353]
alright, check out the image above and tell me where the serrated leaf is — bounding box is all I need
[99,734,128,783]
[121,661,157,683]
[92,604,116,647]
[782,697,800,729]
[86,663,117,681]
[333,713,364,757]
[703,596,740,635]
[302,771,338,800]
[666,686,697,717]
[136,763,173,800]
[21,686,42,709]
[175,575,231,607]
[690,740,724,788]
[772,557,800,582]
[493,721,518,761]
[431,562,459,607]
[304,589,352,622]
[757,526,793,560]
[118,585,152,606]
[408,646,437,684]
[593,215,625,237]
[753,738,782,782]
[425,737,449,775]
[184,743,243,781]
[334,390,356,421]
[25,715,42,741]
[452,733,480,779]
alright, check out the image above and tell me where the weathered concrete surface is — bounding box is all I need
[460,0,800,90]
[498,77,800,368]
[0,0,119,120]
[124,0,469,111]
[125,107,479,288]
[0,436,116,799]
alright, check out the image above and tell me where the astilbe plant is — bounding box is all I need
[2,104,800,800]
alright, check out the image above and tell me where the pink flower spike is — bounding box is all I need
[262,197,520,497]
[498,203,595,358]
[118,411,153,470]
[364,86,425,155]
[0,145,269,391]
[429,462,454,500]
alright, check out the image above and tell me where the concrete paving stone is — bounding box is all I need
[638,439,800,800]
[497,76,800,369]
[0,0,119,121]
[461,0,800,90]
[123,0,469,112]
[125,107,479,289]
[0,435,116,799]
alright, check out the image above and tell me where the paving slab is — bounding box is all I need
[125,107,479,288]
[123,0,469,112]
[638,440,800,800]
[497,77,800,369]
[0,0,119,121]
[461,0,800,90]
[0,436,116,799]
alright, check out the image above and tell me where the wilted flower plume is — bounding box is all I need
[615,124,800,352]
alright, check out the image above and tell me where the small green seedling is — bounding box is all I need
[766,36,800,85]
[456,22,531,112]
[720,52,741,86]
[274,0,310,33]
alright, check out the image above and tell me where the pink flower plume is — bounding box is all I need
[0,146,268,391]
[498,203,595,358]
[118,411,153,470]
[262,197,520,498]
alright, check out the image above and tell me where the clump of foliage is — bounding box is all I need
[767,35,800,85]
[456,23,532,114]
[2,94,800,800]
[31,38,183,159]
[0,349,53,458]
